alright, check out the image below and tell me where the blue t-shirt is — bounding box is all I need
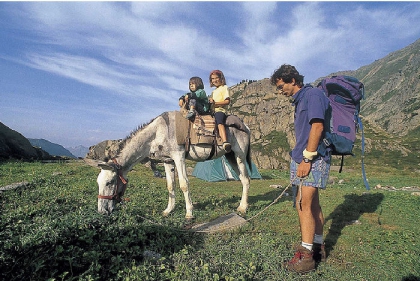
[290,85,330,163]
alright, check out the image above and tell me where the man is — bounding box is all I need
[270,64,330,273]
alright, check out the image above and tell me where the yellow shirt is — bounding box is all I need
[211,85,230,113]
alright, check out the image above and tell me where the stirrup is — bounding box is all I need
[222,142,231,153]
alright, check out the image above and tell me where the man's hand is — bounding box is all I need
[297,161,311,178]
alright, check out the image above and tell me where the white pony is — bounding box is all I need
[96,111,252,219]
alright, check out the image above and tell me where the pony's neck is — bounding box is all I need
[115,123,157,171]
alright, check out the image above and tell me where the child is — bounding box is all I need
[179,77,209,120]
[208,70,231,152]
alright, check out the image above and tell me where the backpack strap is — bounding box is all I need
[338,155,344,173]
[358,115,370,190]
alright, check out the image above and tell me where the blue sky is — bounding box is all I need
[1,2,420,148]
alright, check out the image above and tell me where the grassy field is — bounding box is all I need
[0,160,419,281]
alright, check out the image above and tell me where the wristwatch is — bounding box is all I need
[303,157,311,163]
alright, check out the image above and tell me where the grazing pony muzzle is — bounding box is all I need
[97,160,128,214]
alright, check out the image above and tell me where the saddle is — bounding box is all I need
[175,109,222,147]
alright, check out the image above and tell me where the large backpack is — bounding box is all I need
[316,75,370,190]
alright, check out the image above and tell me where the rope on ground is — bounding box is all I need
[244,176,296,223]
[128,176,305,234]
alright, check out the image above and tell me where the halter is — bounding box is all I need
[97,159,128,202]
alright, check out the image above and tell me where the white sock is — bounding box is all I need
[301,242,313,251]
[314,234,324,244]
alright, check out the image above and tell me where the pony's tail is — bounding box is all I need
[246,133,252,174]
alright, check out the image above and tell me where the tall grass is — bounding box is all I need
[1,160,419,280]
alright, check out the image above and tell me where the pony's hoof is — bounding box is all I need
[185,216,195,222]
[183,217,195,229]
[236,207,247,217]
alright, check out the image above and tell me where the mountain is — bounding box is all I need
[28,139,76,158]
[66,145,89,158]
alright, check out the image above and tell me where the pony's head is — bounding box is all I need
[97,162,127,214]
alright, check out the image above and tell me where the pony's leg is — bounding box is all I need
[162,162,176,216]
[173,156,194,219]
[235,155,251,214]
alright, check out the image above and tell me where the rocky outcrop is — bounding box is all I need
[85,139,123,161]
[229,79,295,169]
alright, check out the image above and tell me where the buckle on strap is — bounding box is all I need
[323,138,331,147]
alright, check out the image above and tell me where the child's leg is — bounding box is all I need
[189,99,196,108]
[215,112,231,152]
[185,99,197,119]
[195,102,205,115]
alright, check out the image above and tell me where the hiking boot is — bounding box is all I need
[185,110,195,120]
[284,245,315,274]
[223,142,231,153]
[313,243,326,263]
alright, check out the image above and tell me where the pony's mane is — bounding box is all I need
[116,117,157,153]
[114,111,172,157]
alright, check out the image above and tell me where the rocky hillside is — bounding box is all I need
[228,79,294,169]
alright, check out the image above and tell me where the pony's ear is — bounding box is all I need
[83,158,102,168]
[98,162,114,171]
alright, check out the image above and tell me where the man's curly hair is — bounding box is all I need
[270,64,304,87]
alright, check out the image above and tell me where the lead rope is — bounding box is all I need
[135,175,307,233]
[297,177,306,211]
[244,175,299,223]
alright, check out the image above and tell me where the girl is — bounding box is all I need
[179,77,209,120]
[208,70,231,152]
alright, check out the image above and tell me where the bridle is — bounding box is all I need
[97,159,128,202]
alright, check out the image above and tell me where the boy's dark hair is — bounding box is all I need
[189,77,204,90]
[209,70,226,87]
[270,64,304,87]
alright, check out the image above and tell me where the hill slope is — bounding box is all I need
[0,122,40,159]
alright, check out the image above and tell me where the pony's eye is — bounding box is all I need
[106,179,116,186]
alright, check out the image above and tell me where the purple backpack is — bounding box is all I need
[317,75,369,189]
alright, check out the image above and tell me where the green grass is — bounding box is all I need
[1,160,419,280]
